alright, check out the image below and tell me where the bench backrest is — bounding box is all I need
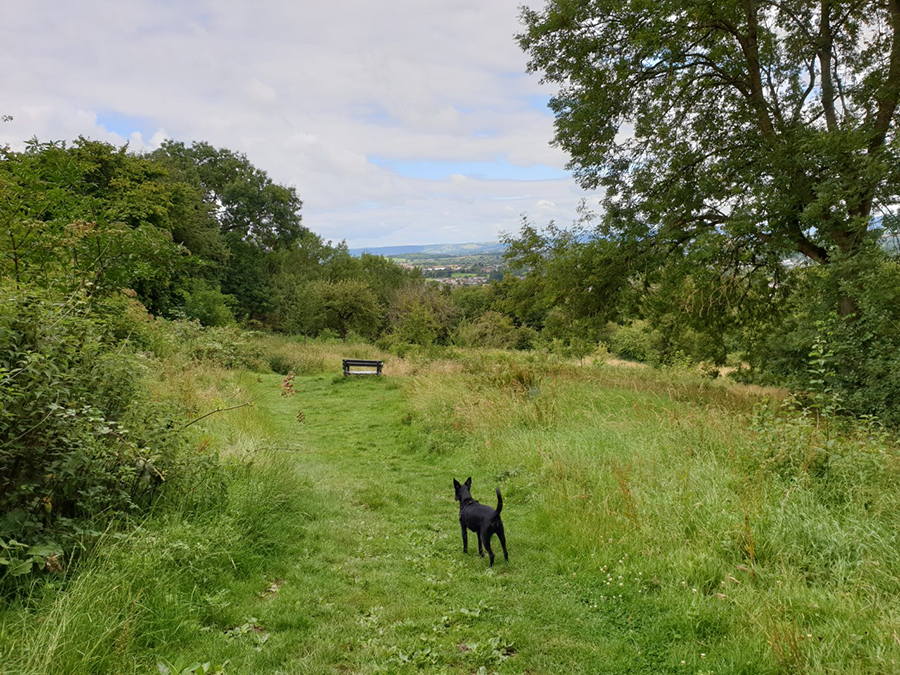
[342,359,384,376]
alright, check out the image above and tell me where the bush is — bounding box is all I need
[181,280,237,327]
[165,320,268,370]
[749,249,900,426]
[0,285,218,590]
[454,311,520,349]
[392,301,440,346]
[606,320,657,362]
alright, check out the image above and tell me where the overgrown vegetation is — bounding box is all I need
[510,0,900,423]
[2,342,898,673]
[0,283,243,590]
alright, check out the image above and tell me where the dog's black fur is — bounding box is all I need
[453,477,508,567]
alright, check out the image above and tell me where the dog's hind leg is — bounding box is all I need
[482,529,495,566]
[461,523,469,554]
[497,522,509,562]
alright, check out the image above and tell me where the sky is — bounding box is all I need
[1,0,601,249]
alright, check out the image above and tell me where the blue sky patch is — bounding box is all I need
[96,111,154,139]
[369,155,568,181]
[527,94,553,114]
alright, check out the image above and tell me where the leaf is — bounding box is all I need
[10,560,33,576]
[27,544,60,558]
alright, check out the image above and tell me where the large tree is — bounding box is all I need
[0,139,213,312]
[152,141,322,320]
[152,141,308,250]
[518,0,900,316]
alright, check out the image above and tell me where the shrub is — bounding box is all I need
[392,301,440,346]
[454,311,519,349]
[748,249,900,426]
[165,320,267,370]
[606,320,656,362]
[181,279,237,327]
[0,284,217,591]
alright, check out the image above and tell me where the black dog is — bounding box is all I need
[453,477,508,567]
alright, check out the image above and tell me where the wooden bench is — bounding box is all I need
[342,359,384,376]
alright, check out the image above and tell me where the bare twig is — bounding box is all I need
[179,400,255,430]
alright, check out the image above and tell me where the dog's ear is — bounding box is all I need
[465,476,472,487]
[453,478,461,490]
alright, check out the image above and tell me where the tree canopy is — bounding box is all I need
[152,141,309,250]
[518,0,900,292]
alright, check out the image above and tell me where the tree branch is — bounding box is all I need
[179,401,255,431]
[739,0,778,139]
[870,0,900,150]
[818,0,839,131]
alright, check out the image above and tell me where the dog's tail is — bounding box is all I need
[495,487,503,516]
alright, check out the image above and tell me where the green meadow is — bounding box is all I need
[2,342,899,674]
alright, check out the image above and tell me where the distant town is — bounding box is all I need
[351,241,509,286]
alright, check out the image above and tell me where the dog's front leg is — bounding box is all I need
[460,522,468,554]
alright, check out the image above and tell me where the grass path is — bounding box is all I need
[226,372,638,674]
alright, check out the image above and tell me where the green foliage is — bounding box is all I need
[152,141,308,250]
[162,320,267,371]
[514,0,900,423]
[449,284,496,322]
[605,321,657,363]
[356,252,423,308]
[518,0,899,264]
[1,135,420,339]
[454,311,521,350]
[181,279,237,327]
[0,140,202,313]
[388,282,458,346]
[317,279,382,341]
[0,285,208,590]
[392,301,440,346]
[746,248,900,425]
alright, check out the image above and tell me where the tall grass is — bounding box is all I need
[4,334,898,673]
[0,329,317,674]
[0,444,311,675]
[405,357,900,672]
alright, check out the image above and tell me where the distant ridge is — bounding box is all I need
[349,241,507,257]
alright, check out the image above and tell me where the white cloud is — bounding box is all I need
[245,79,279,105]
[1,0,602,247]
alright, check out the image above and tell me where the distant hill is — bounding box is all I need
[349,241,507,257]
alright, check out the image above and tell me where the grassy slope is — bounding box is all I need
[2,354,900,674]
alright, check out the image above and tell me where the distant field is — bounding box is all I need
[349,241,507,258]
[391,252,506,267]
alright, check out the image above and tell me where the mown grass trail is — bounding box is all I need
[241,372,559,674]
[218,371,676,674]
[242,365,900,675]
